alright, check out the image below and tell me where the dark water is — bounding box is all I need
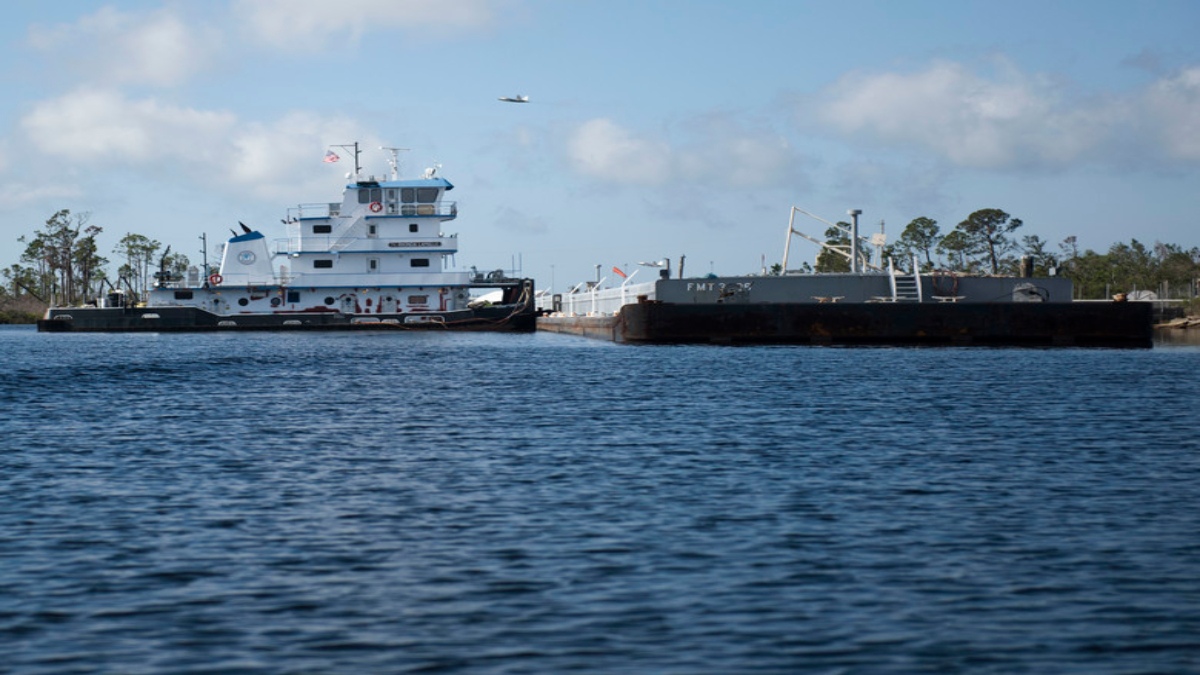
[2,325,1199,674]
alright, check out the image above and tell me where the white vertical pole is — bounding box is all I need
[848,209,862,274]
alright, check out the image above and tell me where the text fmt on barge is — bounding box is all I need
[38,144,536,332]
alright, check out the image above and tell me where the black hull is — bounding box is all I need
[38,305,536,333]
[542,301,1153,347]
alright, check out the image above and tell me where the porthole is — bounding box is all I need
[324,296,335,305]
[238,298,249,306]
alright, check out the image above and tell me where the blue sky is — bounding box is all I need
[2,0,1198,289]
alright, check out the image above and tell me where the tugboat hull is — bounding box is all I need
[38,301,535,333]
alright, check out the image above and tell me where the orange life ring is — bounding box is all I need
[209,273,224,285]
[369,201,383,213]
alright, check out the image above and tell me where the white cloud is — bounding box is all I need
[1140,66,1200,161]
[812,59,1200,170]
[0,181,83,210]
[673,117,798,188]
[815,60,1112,169]
[18,88,364,200]
[27,7,219,87]
[233,0,502,50]
[224,112,371,199]
[567,118,672,184]
[566,117,803,189]
[22,88,237,164]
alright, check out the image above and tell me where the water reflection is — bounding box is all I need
[1154,326,1200,346]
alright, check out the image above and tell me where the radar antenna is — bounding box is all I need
[380,146,410,180]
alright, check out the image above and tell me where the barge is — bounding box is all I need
[538,208,1153,347]
[538,274,1151,347]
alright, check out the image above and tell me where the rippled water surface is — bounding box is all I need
[3,326,1199,673]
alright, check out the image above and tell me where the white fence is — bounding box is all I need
[538,280,657,316]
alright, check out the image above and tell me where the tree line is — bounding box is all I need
[4,206,1199,322]
[799,208,1199,302]
[1,210,191,316]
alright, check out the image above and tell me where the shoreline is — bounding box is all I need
[1156,315,1200,329]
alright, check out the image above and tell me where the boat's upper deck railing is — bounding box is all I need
[274,234,458,256]
[289,201,458,220]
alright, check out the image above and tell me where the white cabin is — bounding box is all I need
[146,156,518,318]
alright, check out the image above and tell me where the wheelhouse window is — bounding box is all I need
[313,224,332,234]
[410,258,430,268]
[314,259,334,269]
[358,188,383,204]
[416,188,438,203]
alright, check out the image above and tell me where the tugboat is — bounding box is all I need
[38,144,536,333]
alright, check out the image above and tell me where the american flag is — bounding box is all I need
[323,150,339,163]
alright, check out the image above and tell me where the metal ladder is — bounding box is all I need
[889,255,923,303]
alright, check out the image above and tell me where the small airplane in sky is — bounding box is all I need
[498,95,529,103]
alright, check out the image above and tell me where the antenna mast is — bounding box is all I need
[330,142,362,176]
[380,146,410,180]
[199,233,209,281]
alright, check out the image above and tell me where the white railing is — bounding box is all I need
[913,254,923,302]
[277,234,458,256]
[289,201,458,220]
[290,202,342,220]
[278,271,473,287]
[551,279,657,316]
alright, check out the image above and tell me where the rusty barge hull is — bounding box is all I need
[540,301,1153,347]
